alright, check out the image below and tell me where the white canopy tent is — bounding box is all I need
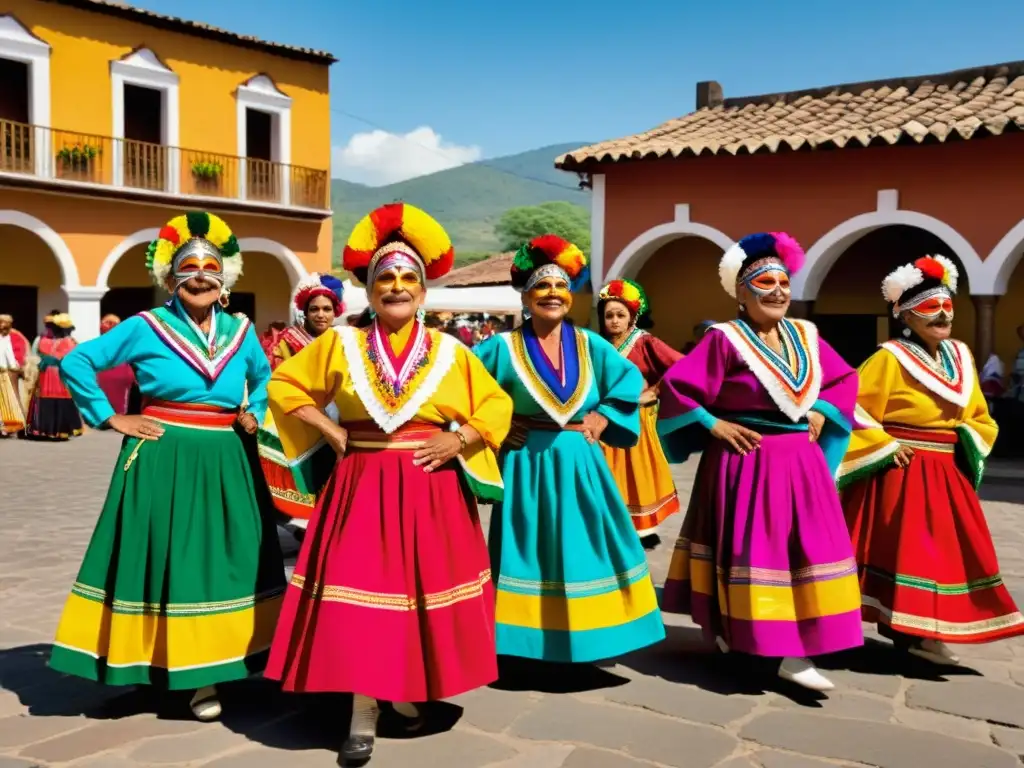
[340,280,522,318]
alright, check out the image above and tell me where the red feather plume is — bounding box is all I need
[914,256,945,281]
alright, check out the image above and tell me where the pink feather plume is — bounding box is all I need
[769,231,806,276]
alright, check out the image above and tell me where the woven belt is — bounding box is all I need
[141,399,238,430]
[346,420,443,451]
[886,425,958,454]
[512,416,588,433]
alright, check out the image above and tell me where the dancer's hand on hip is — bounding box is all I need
[236,411,258,434]
[893,444,915,468]
[413,432,463,472]
[807,411,825,443]
[108,414,164,441]
[325,424,349,456]
[710,420,761,455]
[582,412,609,444]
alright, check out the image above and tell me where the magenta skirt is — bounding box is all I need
[662,431,864,657]
[265,422,498,701]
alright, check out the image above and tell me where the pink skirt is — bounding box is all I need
[265,421,497,701]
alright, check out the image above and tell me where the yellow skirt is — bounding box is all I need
[0,371,24,434]
[601,403,680,535]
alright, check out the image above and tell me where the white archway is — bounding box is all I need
[0,210,80,288]
[795,191,988,299]
[604,204,734,282]
[95,231,310,290]
[982,218,1024,295]
[95,227,159,289]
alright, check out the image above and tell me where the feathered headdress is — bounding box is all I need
[293,272,345,318]
[342,202,455,285]
[146,212,242,289]
[599,279,649,318]
[510,234,589,292]
[881,255,959,316]
[719,232,806,299]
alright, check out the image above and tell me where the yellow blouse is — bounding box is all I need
[838,339,996,489]
[267,324,513,500]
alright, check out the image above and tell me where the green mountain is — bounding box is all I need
[330,142,590,267]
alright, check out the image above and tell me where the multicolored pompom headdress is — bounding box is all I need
[342,202,455,286]
[719,232,806,299]
[51,313,74,330]
[881,255,959,317]
[146,212,242,292]
[510,234,589,293]
[599,279,650,320]
[292,272,345,319]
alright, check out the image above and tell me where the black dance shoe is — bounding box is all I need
[338,734,374,765]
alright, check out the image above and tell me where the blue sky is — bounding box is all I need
[132,0,1024,185]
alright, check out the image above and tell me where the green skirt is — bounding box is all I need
[49,412,286,690]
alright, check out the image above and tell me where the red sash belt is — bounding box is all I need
[885,425,958,454]
[346,420,442,451]
[141,398,238,429]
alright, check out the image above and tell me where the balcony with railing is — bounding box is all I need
[0,119,329,211]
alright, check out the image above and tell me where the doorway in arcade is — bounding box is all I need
[810,225,974,369]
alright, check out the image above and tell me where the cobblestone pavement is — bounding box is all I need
[3,433,1024,768]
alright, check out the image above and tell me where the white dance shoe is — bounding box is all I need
[190,686,222,721]
[909,639,960,666]
[777,657,835,692]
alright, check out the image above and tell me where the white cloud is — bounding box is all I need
[332,126,482,186]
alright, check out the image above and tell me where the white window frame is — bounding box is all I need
[0,15,51,177]
[236,75,292,205]
[110,48,180,193]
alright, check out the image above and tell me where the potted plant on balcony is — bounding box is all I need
[56,143,99,177]
[191,160,223,194]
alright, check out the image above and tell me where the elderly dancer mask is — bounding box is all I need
[172,238,225,292]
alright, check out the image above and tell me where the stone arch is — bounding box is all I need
[95,228,158,289]
[0,210,79,287]
[603,205,734,282]
[796,207,987,300]
[982,218,1024,295]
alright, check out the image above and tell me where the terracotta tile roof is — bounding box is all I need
[556,61,1024,170]
[436,253,514,287]
[40,0,337,64]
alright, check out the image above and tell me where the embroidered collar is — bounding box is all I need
[881,338,973,408]
[340,323,458,433]
[617,328,646,358]
[522,321,578,401]
[281,325,314,354]
[371,319,428,396]
[141,304,249,380]
[503,323,592,426]
[714,318,822,422]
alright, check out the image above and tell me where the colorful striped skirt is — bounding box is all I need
[491,419,665,663]
[662,429,863,657]
[49,400,286,689]
[843,426,1024,643]
[601,402,680,535]
[0,371,24,434]
[265,420,498,702]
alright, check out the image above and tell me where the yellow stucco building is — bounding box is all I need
[0,0,335,340]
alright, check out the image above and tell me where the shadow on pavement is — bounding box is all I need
[816,636,984,681]
[0,643,463,752]
[491,655,630,694]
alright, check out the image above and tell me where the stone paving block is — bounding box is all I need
[71,757,186,768]
[739,710,1018,768]
[477,743,574,768]
[511,697,736,768]
[0,694,25,720]
[561,748,654,768]
[990,725,1024,759]
[0,714,88,748]
[445,687,539,733]
[198,747,342,767]
[369,730,517,767]
[755,749,855,767]
[770,691,892,722]
[809,668,902,698]
[129,727,253,763]
[891,707,991,742]
[712,757,759,768]
[0,758,45,768]
[601,673,757,726]
[906,678,1024,728]
[21,715,203,763]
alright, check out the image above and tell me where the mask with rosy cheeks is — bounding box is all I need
[905,292,954,321]
[172,238,224,290]
[743,263,791,299]
[526,280,573,314]
[370,267,425,319]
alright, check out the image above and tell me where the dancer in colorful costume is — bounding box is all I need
[50,212,284,722]
[24,313,83,440]
[839,255,1023,663]
[475,236,664,664]
[257,273,345,533]
[598,279,682,545]
[0,314,29,436]
[657,232,863,692]
[265,203,512,766]
[95,315,138,416]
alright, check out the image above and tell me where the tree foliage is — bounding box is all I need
[494,201,591,255]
